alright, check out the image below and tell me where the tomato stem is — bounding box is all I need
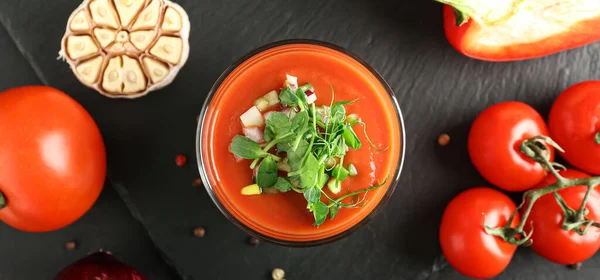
[485,136,600,245]
[0,191,5,210]
[433,0,473,26]
[595,132,600,145]
[577,185,595,221]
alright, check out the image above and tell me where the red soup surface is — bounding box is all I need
[201,43,402,243]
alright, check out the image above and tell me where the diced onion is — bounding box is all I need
[233,154,244,162]
[243,127,265,143]
[286,74,298,91]
[229,141,246,162]
[306,93,317,104]
[263,111,275,121]
[282,108,296,118]
[253,165,259,178]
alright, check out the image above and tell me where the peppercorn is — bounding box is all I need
[193,226,205,238]
[65,241,77,251]
[192,178,202,187]
[438,133,450,146]
[248,236,260,247]
[271,268,285,280]
[175,154,187,166]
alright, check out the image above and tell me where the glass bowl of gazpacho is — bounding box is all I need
[196,39,405,246]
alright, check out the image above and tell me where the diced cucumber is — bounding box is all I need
[264,90,279,106]
[327,178,341,194]
[240,106,265,127]
[254,97,269,112]
[346,114,360,126]
[347,164,358,176]
[332,165,349,181]
[326,157,337,169]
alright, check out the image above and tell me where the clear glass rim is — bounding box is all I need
[195,39,406,247]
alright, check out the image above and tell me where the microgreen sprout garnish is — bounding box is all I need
[229,74,390,227]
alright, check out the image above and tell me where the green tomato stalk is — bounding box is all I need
[0,192,5,210]
[485,136,600,246]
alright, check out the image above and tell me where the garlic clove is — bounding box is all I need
[131,0,160,30]
[93,28,117,48]
[70,10,90,31]
[130,30,156,51]
[60,0,191,98]
[102,56,123,93]
[161,7,182,32]
[113,0,146,28]
[108,42,125,53]
[123,42,138,52]
[89,0,120,29]
[75,56,104,84]
[150,36,183,64]
[122,56,147,93]
[142,57,169,84]
[66,35,99,60]
[101,55,147,94]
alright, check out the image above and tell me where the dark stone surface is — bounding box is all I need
[1,0,600,279]
[0,16,177,280]
[0,184,179,280]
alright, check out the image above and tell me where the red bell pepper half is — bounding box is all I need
[435,0,600,61]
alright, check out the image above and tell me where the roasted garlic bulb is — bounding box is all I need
[59,0,190,99]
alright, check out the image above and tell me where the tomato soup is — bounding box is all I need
[199,40,403,244]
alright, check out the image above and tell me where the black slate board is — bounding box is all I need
[1,0,600,279]
[0,19,177,280]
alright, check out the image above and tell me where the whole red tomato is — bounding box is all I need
[439,187,520,279]
[548,81,600,175]
[0,86,106,232]
[524,169,600,265]
[468,101,554,192]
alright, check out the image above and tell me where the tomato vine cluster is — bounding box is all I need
[440,81,600,279]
